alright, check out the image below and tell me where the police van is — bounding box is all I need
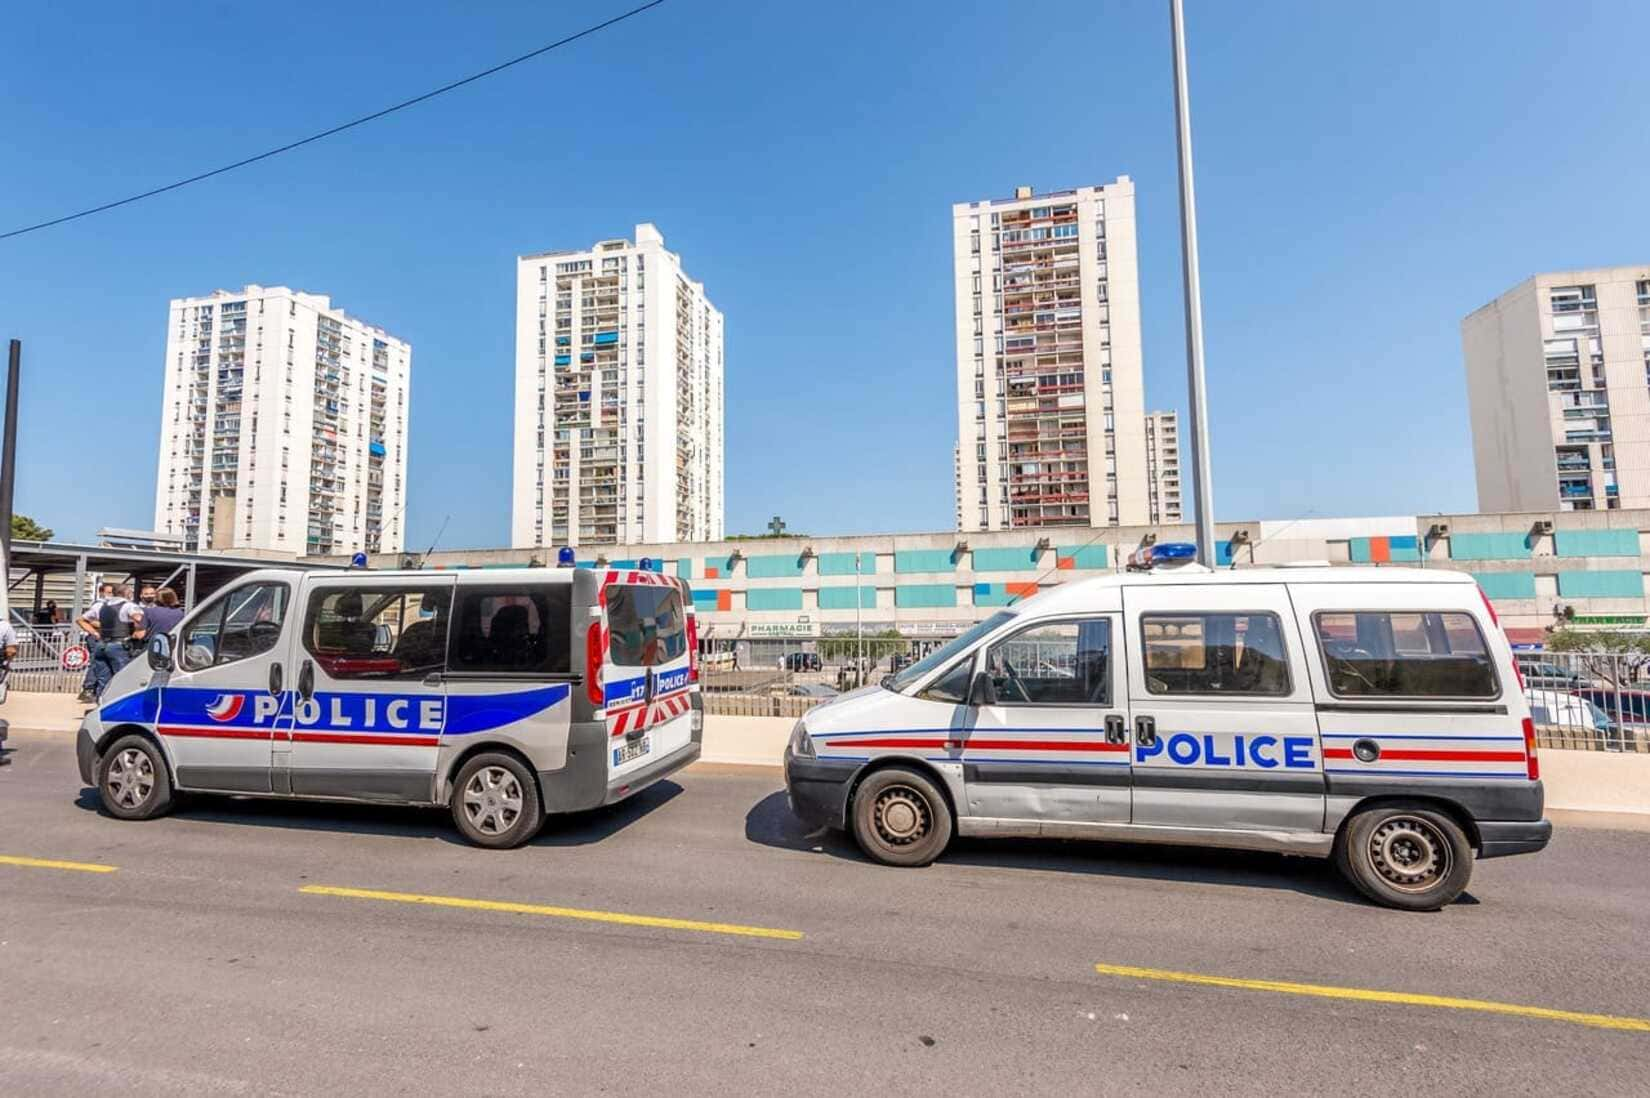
[76,565,701,848]
[783,555,1550,909]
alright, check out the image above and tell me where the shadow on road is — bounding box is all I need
[73,779,684,848]
[744,789,1393,906]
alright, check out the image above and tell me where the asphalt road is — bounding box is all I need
[2,727,1648,1096]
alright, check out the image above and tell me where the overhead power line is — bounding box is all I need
[0,0,668,242]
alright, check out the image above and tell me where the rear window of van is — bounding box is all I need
[605,584,687,668]
[1314,611,1498,698]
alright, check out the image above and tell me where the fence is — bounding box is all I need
[1516,650,1650,754]
[6,620,91,695]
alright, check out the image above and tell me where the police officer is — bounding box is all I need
[77,583,145,700]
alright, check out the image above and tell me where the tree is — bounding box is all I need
[10,513,52,542]
[1543,627,1650,686]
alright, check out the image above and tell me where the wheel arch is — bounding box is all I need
[1336,793,1483,853]
[439,739,543,807]
[96,723,178,786]
[845,754,960,827]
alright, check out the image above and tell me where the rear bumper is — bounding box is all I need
[539,718,700,814]
[1476,818,1553,859]
[783,749,858,831]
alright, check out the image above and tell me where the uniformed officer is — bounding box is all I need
[77,584,145,700]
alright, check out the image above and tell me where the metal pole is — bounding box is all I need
[855,551,863,686]
[1170,0,1217,567]
[0,340,21,570]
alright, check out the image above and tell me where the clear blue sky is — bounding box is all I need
[2,1,1646,548]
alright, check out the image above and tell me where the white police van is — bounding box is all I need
[783,552,1550,909]
[77,565,702,848]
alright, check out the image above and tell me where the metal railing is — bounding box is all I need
[5,619,92,695]
[1516,650,1650,753]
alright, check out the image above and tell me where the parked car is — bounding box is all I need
[1515,654,1586,691]
[784,651,822,672]
[1575,687,1650,728]
[786,683,840,699]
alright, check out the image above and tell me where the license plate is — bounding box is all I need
[613,736,650,767]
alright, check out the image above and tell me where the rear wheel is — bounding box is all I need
[850,767,953,867]
[451,753,543,849]
[1336,801,1473,911]
[97,734,174,820]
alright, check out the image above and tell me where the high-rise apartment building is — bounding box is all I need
[153,285,410,557]
[1144,409,1183,523]
[512,224,724,547]
[1463,266,1650,512]
[952,179,1148,531]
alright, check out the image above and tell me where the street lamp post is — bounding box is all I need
[855,551,864,684]
[1170,0,1218,566]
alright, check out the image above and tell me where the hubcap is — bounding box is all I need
[873,787,929,846]
[1368,815,1452,893]
[105,748,155,810]
[462,767,524,836]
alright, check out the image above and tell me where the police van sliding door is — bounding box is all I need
[1123,583,1325,833]
[280,575,456,802]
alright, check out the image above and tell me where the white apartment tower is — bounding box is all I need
[1144,409,1183,524]
[153,285,411,557]
[513,223,724,547]
[1463,266,1650,512]
[953,179,1148,531]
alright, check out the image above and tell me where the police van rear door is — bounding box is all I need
[600,571,693,782]
[1123,581,1325,833]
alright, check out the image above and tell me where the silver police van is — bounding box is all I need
[77,566,701,848]
[783,559,1550,910]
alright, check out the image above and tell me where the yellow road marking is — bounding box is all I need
[1093,962,1650,1034]
[300,885,804,941]
[0,854,119,874]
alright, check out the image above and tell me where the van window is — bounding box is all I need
[920,659,975,704]
[1314,611,1497,698]
[304,586,451,679]
[178,582,290,672]
[605,583,686,667]
[450,585,571,675]
[986,619,1112,706]
[1141,612,1290,695]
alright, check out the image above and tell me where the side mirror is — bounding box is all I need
[967,670,997,707]
[147,633,173,673]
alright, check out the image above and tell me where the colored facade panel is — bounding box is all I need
[1449,533,1532,561]
[971,547,1039,572]
[816,551,867,576]
[675,558,693,579]
[692,589,732,612]
[894,549,957,573]
[702,557,734,578]
[610,558,663,573]
[746,587,804,612]
[746,553,806,579]
[1349,535,1422,564]
[896,584,958,608]
[1554,529,1640,558]
[1471,571,1538,600]
[1556,570,1645,598]
[818,586,877,610]
[1056,545,1108,570]
[973,581,1039,607]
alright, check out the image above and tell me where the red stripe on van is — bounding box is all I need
[158,726,269,741]
[843,736,1126,753]
[288,732,439,747]
[1322,747,1525,763]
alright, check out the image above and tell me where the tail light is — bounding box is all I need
[586,621,605,707]
[1477,584,1501,629]
[686,612,700,683]
[1522,715,1540,781]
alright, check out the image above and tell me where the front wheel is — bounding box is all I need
[97,734,174,820]
[850,767,953,867]
[1336,801,1474,910]
[450,753,544,849]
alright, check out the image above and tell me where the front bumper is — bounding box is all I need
[1477,818,1553,859]
[76,722,98,786]
[783,747,859,831]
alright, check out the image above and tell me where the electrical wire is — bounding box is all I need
[0,0,668,242]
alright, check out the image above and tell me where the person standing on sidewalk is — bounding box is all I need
[77,584,144,700]
[142,588,185,637]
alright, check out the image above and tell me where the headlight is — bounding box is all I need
[788,718,815,759]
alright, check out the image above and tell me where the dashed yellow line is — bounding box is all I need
[1093,962,1650,1034]
[299,884,804,941]
[0,854,119,874]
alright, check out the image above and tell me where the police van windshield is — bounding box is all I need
[886,611,1016,692]
[606,584,687,668]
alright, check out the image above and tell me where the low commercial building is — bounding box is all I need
[338,510,1650,651]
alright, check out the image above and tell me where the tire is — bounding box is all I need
[850,767,953,867]
[450,753,544,849]
[1336,801,1474,911]
[96,734,174,821]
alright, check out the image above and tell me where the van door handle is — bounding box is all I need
[1104,714,1127,745]
[1134,715,1156,747]
[297,659,315,701]
[269,663,283,696]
